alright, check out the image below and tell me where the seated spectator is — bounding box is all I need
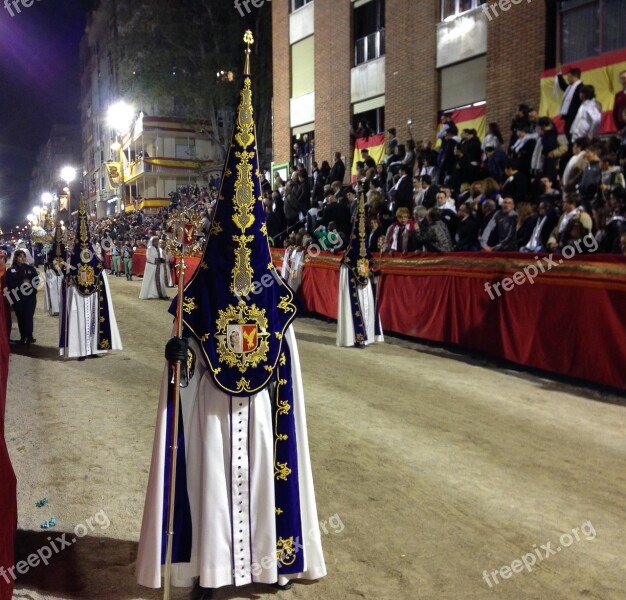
[520,200,559,253]
[501,158,530,204]
[478,199,499,249]
[599,188,626,253]
[455,204,480,251]
[600,154,625,196]
[547,194,593,250]
[413,208,454,253]
[579,140,604,212]
[418,174,439,209]
[562,137,590,191]
[515,202,537,249]
[368,217,386,254]
[483,197,518,252]
[435,190,458,239]
[383,207,415,254]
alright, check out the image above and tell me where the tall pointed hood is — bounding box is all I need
[52,210,66,262]
[68,193,103,296]
[176,31,298,397]
[341,191,373,285]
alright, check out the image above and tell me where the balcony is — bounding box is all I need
[354,30,385,67]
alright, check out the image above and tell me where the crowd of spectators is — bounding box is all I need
[270,67,626,258]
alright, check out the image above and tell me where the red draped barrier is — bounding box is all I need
[103,249,146,276]
[0,267,16,600]
[270,249,626,391]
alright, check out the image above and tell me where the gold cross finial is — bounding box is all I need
[244,30,254,75]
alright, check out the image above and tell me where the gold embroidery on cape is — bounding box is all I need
[277,295,295,313]
[214,301,269,372]
[182,297,198,314]
[277,536,297,566]
[231,234,254,296]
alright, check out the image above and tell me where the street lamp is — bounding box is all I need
[107,101,134,215]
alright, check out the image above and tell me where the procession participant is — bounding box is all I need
[59,194,122,361]
[110,240,121,277]
[121,240,134,281]
[336,191,384,348]
[136,34,326,599]
[43,219,66,316]
[5,250,40,344]
[139,236,169,299]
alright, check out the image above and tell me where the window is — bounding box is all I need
[352,107,385,136]
[354,0,385,66]
[560,0,626,63]
[292,0,312,12]
[291,36,315,97]
[441,0,486,21]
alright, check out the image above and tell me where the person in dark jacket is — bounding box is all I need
[520,200,559,253]
[501,158,530,204]
[327,152,346,185]
[557,66,583,144]
[295,170,311,213]
[283,181,300,229]
[484,145,507,184]
[5,250,40,344]
[321,193,351,239]
[484,197,518,251]
[455,204,480,251]
[578,141,603,213]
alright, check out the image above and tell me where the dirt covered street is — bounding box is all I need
[5,272,626,600]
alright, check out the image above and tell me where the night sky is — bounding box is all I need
[0,0,93,230]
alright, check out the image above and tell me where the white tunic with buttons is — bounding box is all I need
[136,325,327,590]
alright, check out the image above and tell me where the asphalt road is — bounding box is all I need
[5,271,626,600]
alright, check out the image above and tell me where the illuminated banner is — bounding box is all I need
[105,162,122,187]
[143,157,215,170]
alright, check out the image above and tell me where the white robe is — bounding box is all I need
[136,326,326,590]
[140,247,169,299]
[280,247,293,281]
[288,249,304,291]
[59,272,122,358]
[44,270,63,315]
[336,264,384,347]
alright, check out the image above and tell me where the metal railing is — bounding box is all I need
[354,29,385,66]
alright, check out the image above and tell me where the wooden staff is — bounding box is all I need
[163,220,194,600]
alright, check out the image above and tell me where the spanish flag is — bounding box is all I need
[539,48,626,134]
[435,104,487,149]
[351,132,386,183]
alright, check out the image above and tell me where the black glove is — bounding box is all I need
[159,258,166,264]
[165,336,189,363]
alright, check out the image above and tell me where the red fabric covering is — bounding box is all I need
[0,268,16,600]
[271,249,626,390]
[103,249,146,276]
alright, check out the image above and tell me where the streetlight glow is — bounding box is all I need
[107,101,135,134]
[60,167,76,183]
[41,192,53,205]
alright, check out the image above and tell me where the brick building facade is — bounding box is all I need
[271,0,552,179]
